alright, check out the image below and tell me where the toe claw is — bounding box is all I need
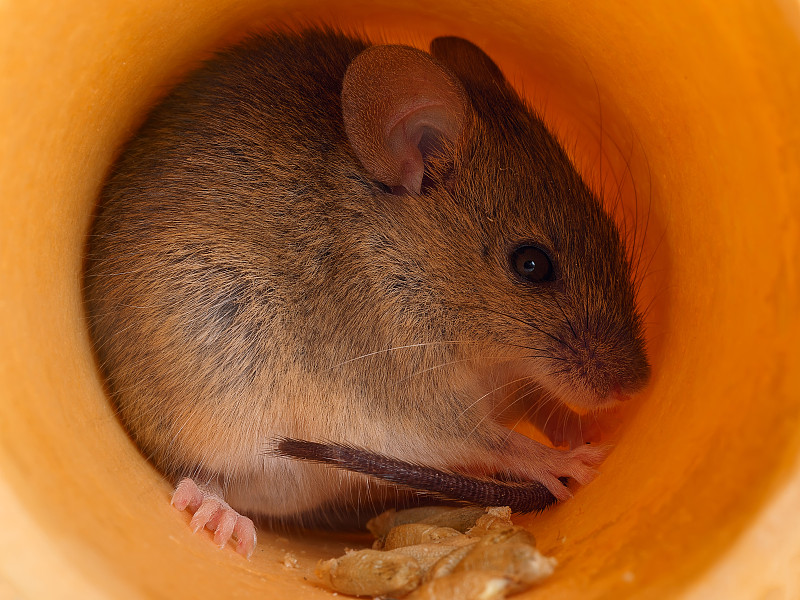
[506,432,610,499]
[543,475,573,501]
[214,510,238,548]
[206,509,223,532]
[234,516,257,559]
[190,499,221,533]
[571,466,600,486]
[171,478,203,512]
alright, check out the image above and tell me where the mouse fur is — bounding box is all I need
[84,27,649,549]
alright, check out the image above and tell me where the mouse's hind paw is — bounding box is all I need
[171,477,257,559]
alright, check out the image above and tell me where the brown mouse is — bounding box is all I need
[84,28,650,559]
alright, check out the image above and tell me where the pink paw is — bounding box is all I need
[506,432,609,502]
[171,478,257,559]
[539,444,608,501]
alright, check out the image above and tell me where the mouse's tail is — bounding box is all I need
[272,437,559,514]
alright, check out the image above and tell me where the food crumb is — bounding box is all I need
[316,505,556,599]
[283,552,299,569]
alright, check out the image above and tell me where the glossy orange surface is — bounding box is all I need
[1,1,799,598]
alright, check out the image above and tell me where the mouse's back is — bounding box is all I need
[85,29,375,476]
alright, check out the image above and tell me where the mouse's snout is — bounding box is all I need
[549,318,650,411]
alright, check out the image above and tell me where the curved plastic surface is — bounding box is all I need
[1,1,799,598]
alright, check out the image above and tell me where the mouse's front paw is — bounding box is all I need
[505,432,609,502]
[171,477,257,559]
[536,444,608,501]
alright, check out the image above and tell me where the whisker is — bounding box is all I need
[462,375,542,441]
[396,354,514,384]
[538,395,564,442]
[493,341,553,354]
[323,340,479,371]
[456,374,541,426]
[546,367,572,378]
[633,132,654,290]
[499,387,560,448]
[483,308,566,348]
[554,297,578,341]
[509,379,548,415]
[635,227,666,296]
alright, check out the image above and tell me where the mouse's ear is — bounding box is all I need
[342,45,467,195]
[429,37,507,91]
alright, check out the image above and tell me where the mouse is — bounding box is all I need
[84,27,650,559]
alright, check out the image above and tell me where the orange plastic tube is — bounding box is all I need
[1,1,799,598]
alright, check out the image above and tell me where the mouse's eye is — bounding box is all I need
[510,245,554,283]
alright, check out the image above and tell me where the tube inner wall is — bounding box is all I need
[1,1,799,598]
